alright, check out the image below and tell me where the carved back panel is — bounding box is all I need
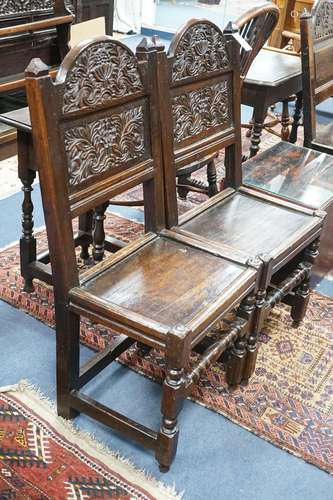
[0,0,73,19]
[235,2,280,78]
[26,36,164,220]
[301,0,333,143]
[165,20,240,169]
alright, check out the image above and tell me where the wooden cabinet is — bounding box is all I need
[75,0,114,35]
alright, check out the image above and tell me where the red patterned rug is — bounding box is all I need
[0,213,333,476]
[0,382,179,499]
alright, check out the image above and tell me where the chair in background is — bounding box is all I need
[269,0,314,51]
[300,0,333,155]
[25,36,261,472]
[155,20,325,382]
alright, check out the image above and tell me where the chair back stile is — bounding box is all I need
[154,20,244,227]
[301,0,333,146]
[25,36,166,297]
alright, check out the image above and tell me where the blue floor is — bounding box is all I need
[0,189,333,499]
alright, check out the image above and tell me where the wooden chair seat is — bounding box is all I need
[243,141,333,209]
[181,190,321,268]
[70,234,255,343]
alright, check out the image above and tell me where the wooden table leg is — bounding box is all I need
[249,101,268,158]
[281,99,291,141]
[18,131,37,293]
[289,91,303,144]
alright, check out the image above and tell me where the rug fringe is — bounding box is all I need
[0,380,183,500]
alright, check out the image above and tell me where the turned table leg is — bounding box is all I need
[289,92,303,144]
[281,99,291,141]
[249,102,268,158]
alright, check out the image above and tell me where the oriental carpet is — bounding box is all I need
[0,382,180,499]
[0,213,332,476]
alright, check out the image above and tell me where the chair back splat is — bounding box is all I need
[25,37,166,296]
[235,1,280,79]
[155,20,243,227]
[301,0,333,151]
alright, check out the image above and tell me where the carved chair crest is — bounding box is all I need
[169,21,230,83]
[312,0,333,40]
[56,37,147,191]
[167,21,233,146]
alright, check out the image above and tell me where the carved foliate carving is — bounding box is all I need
[172,81,230,143]
[313,0,333,39]
[64,107,145,187]
[63,42,144,114]
[171,23,230,82]
[0,0,53,15]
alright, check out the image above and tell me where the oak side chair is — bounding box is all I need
[155,19,325,376]
[25,37,262,472]
[300,0,333,155]
[242,0,333,273]
[174,1,280,199]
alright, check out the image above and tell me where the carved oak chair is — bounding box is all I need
[25,37,262,471]
[300,0,333,155]
[242,1,333,274]
[155,20,325,377]
[174,2,280,198]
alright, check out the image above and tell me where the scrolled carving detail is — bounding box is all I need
[0,0,53,15]
[63,42,144,113]
[172,81,230,143]
[64,106,145,187]
[171,23,230,82]
[313,0,333,39]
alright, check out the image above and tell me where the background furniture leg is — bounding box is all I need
[20,168,36,293]
[93,202,109,262]
[281,99,291,141]
[249,103,267,157]
[207,159,218,197]
[289,91,303,143]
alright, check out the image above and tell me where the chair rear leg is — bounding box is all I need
[156,329,188,472]
[56,307,81,420]
[177,174,190,200]
[93,202,109,262]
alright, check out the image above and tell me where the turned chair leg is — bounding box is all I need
[156,330,188,472]
[207,159,218,197]
[93,202,109,262]
[79,211,93,261]
[243,289,266,383]
[291,239,320,327]
[177,174,190,200]
[56,307,80,420]
[226,292,257,386]
[20,168,37,293]
[289,92,303,144]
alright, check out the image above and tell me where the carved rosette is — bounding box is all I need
[64,106,145,187]
[171,23,230,82]
[63,42,144,114]
[0,0,54,15]
[172,81,230,143]
[313,0,333,39]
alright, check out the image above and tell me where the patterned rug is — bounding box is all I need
[0,213,333,476]
[0,382,180,499]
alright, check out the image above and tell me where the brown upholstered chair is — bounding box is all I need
[155,20,325,375]
[300,0,333,155]
[25,35,261,472]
